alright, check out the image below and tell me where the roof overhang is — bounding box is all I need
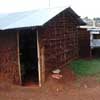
[0,7,86,30]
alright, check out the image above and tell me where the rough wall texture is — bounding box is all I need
[39,11,79,75]
[0,13,89,85]
[78,28,90,58]
[0,30,20,84]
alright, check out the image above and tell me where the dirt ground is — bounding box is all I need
[0,66,100,100]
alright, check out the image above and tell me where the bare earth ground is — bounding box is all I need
[0,66,100,100]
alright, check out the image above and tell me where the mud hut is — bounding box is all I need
[0,7,87,86]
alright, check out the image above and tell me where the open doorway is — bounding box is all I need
[19,29,39,86]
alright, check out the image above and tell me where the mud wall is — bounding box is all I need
[78,28,90,58]
[39,11,79,75]
[0,30,20,84]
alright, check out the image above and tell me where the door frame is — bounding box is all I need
[17,29,43,86]
[36,29,45,86]
[36,30,42,87]
[17,31,22,85]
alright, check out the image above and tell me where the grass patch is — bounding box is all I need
[70,59,100,76]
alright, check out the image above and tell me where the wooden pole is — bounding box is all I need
[17,31,22,85]
[41,47,45,83]
[37,30,41,87]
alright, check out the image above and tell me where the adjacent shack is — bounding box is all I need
[0,7,88,86]
[78,28,90,58]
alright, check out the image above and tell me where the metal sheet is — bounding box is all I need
[0,7,66,30]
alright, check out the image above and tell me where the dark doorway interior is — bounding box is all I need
[92,47,100,57]
[19,29,38,85]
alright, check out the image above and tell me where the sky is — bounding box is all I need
[0,0,99,18]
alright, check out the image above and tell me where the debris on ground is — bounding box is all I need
[51,74,63,79]
[52,69,61,74]
[51,69,62,79]
[84,84,88,88]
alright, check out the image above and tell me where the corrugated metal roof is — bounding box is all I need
[0,7,66,30]
[0,7,86,30]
